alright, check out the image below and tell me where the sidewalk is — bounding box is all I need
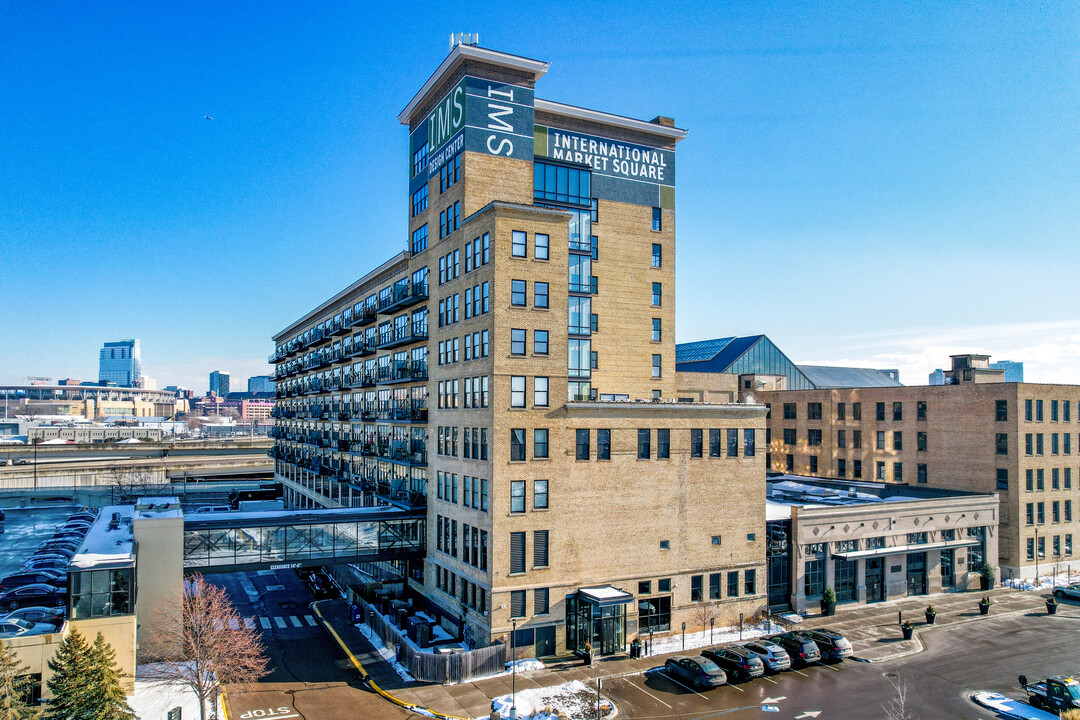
[314,587,1074,719]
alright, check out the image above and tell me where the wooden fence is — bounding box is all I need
[356,597,505,684]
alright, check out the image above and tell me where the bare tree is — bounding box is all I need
[142,575,268,720]
[883,673,917,720]
[697,601,715,634]
[107,464,168,504]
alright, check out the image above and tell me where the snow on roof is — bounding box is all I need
[70,505,136,570]
[117,438,143,443]
[0,435,27,444]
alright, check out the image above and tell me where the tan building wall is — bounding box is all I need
[759,382,1080,579]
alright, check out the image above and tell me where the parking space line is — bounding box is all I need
[661,672,710,700]
[227,618,239,630]
[243,618,255,630]
[790,669,809,677]
[725,682,744,692]
[289,615,302,627]
[761,676,778,684]
[819,662,842,672]
[274,616,286,628]
[304,615,317,626]
[259,617,271,629]
[620,678,672,708]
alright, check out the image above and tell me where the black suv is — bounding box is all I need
[0,571,65,592]
[770,632,822,667]
[803,629,853,662]
[702,646,765,682]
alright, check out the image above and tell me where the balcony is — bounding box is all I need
[353,306,378,327]
[359,403,377,420]
[331,316,351,336]
[378,281,429,315]
[377,322,428,350]
[352,340,375,357]
[380,401,428,423]
[377,361,428,385]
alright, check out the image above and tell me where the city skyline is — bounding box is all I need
[2,2,1077,391]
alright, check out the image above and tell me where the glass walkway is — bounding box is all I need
[182,506,425,573]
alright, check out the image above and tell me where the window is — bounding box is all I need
[1037,434,1044,455]
[1025,399,1033,421]
[805,559,825,597]
[853,430,862,448]
[1026,433,1033,455]
[510,429,526,462]
[808,402,822,420]
[783,428,796,445]
[412,141,428,177]
[638,595,670,633]
[744,429,756,456]
[411,185,428,216]
[710,429,722,456]
[893,431,903,451]
[876,461,886,480]
[808,429,822,446]
[809,456,818,473]
[852,402,862,421]
[996,400,1008,421]
[894,462,903,481]
[512,230,527,258]
[917,463,927,483]
[576,429,590,460]
[534,282,549,308]
[439,152,460,191]
[853,459,862,478]
[657,428,670,459]
[786,454,794,472]
[511,280,527,306]
[652,206,662,231]
[529,330,548,356]
[511,481,525,513]
[917,431,927,451]
[510,329,526,355]
[532,429,549,459]
[597,429,611,460]
[510,590,526,618]
[723,428,737,457]
[837,429,846,448]
[917,401,927,421]
[690,429,703,457]
[638,429,651,459]
[837,402,846,421]
[996,468,1009,491]
[893,402,903,421]
[510,376,526,408]
[638,581,651,595]
[876,431,886,450]
[535,233,549,260]
[534,377,549,407]
[651,243,662,267]
[783,403,797,420]
[1038,502,1045,524]
[70,568,133,620]
[651,282,662,306]
[1036,399,1044,421]
[709,573,722,599]
[658,578,671,593]
[533,161,591,205]
[727,571,739,598]
[534,530,549,568]
[744,569,756,595]
[533,480,548,509]
[876,402,886,421]
[651,318,662,342]
[652,354,662,379]
[510,533,526,574]
[411,224,428,253]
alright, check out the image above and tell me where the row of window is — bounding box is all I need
[509,279,550,308]
[437,283,491,327]
[570,428,758,461]
[439,152,460,192]
[434,565,488,615]
[509,529,549,573]
[510,328,549,356]
[1025,399,1074,423]
[437,330,492,366]
[509,376,550,408]
[781,428,930,452]
[1024,432,1076,456]
[436,376,490,410]
[1025,500,1074,525]
[435,426,490,459]
[782,401,928,422]
[511,230,551,260]
[438,201,461,239]
[1023,467,1074,492]
[1027,534,1074,560]
[782,454,930,484]
[435,471,489,511]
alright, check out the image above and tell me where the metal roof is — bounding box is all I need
[797,365,904,388]
[676,335,767,367]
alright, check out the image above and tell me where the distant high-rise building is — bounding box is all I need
[247,375,273,395]
[98,340,141,387]
[928,368,946,386]
[209,371,230,397]
[990,360,1024,382]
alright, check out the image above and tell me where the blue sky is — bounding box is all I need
[2,2,1078,392]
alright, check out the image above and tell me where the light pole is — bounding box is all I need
[1035,528,1040,583]
[510,620,517,720]
[33,439,38,489]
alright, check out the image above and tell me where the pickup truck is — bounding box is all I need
[1019,675,1080,712]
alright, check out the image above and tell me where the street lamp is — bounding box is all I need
[510,620,517,720]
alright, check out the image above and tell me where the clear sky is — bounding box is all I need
[2,2,1078,392]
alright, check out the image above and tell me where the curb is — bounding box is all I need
[310,601,470,720]
[220,687,233,720]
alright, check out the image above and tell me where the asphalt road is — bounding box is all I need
[1,446,265,464]
[210,570,416,720]
[599,601,1080,719]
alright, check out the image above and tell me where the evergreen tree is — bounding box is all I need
[0,641,36,720]
[45,629,93,720]
[84,634,134,720]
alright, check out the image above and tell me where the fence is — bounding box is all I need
[355,596,505,684]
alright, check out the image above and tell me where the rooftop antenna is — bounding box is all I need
[450,33,479,51]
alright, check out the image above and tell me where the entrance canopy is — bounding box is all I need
[832,538,980,560]
[577,585,634,607]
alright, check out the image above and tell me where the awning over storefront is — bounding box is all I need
[577,585,635,607]
[832,538,980,560]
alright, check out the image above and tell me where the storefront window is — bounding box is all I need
[70,567,133,619]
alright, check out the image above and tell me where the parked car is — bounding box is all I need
[663,655,727,689]
[51,529,87,541]
[738,640,792,673]
[702,645,766,682]
[60,520,92,530]
[38,541,81,555]
[22,558,68,572]
[0,584,65,610]
[804,629,853,662]
[14,459,30,465]
[0,618,58,638]
[193,506,231,514]
[2,606,66,626]
[0,570,65,592]
[27,551,73,564]
[771,632,822,667]
[1052,583,1080,601]
[68,512,97,522]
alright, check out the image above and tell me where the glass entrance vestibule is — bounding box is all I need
[565,586,633,656]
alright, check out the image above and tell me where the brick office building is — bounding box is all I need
[758,354,1080,580]
[269,43,767,657]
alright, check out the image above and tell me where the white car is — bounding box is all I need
[0,618,58,637]
[738,640,792,672]
[1053,583,1080,601]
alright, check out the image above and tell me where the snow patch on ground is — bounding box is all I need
[647,620,785,656]
[355,622,416,682]
[491,680,613,720]
[506,658,546,674]
[128,664,218,720]
[1003,571,1080,592]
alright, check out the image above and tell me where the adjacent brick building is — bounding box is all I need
[269,43,767,657]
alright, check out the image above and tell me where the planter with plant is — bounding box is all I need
[1046,595,1059,615]
[820,586,837,616]
[899,620,914,640]
[976,561,996,591]
[924,605,936,625]
[978,596,992,615]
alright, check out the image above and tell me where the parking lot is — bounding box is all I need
[0,506,78,578]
